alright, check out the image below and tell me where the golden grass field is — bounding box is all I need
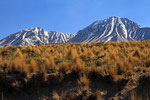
[0,41,150,100]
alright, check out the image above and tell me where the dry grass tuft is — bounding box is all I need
[15,48,23,58]
[145,58,150,67]
[72,58,85,74]
[44,58,50,68]
[49,57,58,71]
[68,48,78,60]
[133,48,141,57]
[59,61,69,74]
[22,62,31,75]
[34,48,41,55]
[52,91,60,100]
[0,55,2,62]
[78,76,90,87]
[30,59,39,72]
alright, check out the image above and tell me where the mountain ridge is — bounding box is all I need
[0,27,75,46]
[0,16,150,46]
[69,16,143,43]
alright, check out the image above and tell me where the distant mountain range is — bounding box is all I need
[0,16,150,46]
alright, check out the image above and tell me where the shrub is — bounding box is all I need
[68,48,78,60]
[33,48,41,55]
[96,59,103,66]
[22,62,31,75]
[78,76,90,87]
[15,48,23,58]
[130,91,142,100]
[45,58,50,68]
[109,65,119,79]
[145,58,150,67]
[41,65,47,78]
[81,42,87,47]
[63,47,68,56]
[30,59,39,72]
[54,50,59,58]
[49,57,58,71]
[88,65,99,74]
[59,61,69,74]
[110,51,117,60]
[72,58,85,74]
[128,56,140,64]
[13,57,24,71]
[133,48,141,57]
[124,60,132,71]
[92,46,99,54]
[55,58,63,65]
[94,90,103,100]
[52,91,60,100]
[0,55,2,62]
[116,62,125,74]
[80,52,88,61]
[77,46,82,55]
[50,48,54,53]
[87,50,95,58]
[45,52,52,59]
[27,46,33,52]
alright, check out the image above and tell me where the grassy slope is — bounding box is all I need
[0,41,150,100]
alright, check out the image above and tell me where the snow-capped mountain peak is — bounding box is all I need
[0,27,75,46]
[69,16,144,43]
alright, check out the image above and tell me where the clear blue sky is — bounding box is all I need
[0,0,150,40]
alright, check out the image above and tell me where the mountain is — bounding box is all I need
[132,27,150,40]
[70,16,146,43]
[0,27,75,46]
[0,16,150,46]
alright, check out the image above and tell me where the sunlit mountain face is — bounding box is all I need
[1,17,150,46]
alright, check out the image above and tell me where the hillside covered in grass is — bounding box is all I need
[0,41,150,100]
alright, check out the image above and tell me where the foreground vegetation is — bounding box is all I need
[0,41,150,100]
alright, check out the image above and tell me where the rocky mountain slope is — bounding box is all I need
[0,27,75,46]
[70,16,150,43]
[133,27,150,40]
